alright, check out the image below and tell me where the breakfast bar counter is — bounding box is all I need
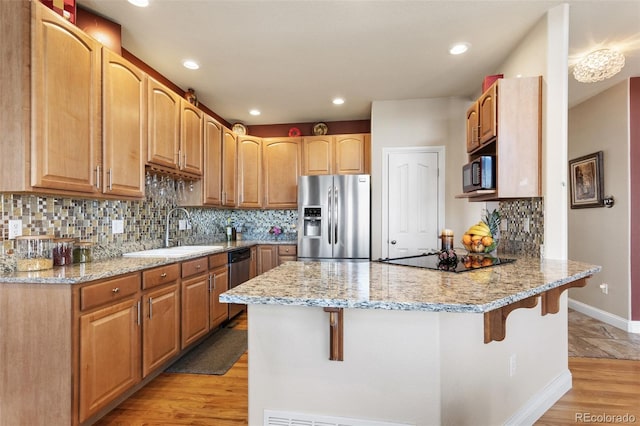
[221,258,600,426]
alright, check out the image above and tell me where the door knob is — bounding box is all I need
[390,240,397,245]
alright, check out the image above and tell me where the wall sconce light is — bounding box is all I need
[573,48,625,83]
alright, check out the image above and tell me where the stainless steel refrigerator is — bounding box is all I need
[297,174,370,260]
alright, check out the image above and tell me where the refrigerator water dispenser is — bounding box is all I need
[302,207,322,237]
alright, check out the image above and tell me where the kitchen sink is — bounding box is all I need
[123,245,225,258]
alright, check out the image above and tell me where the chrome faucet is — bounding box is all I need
[165,207,191,247]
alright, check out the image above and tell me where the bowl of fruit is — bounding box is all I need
[461,210,500,254]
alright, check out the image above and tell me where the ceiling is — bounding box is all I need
[77,0,640,126]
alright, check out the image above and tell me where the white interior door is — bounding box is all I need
[386,150,440,258]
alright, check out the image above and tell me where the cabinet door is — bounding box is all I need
[102,48,146,198]
[479,83,498,145]
[237,135,263,208]
[31,3,101,194]
[209,265,229,329]
[181,273,210,349]
[148,78,180,169]
[257,245,277,275]
[222,127,237,207]
[203,115,223,205]
[302,136,333,175]
[263,138,301,208]
[142,284,180,377]
[335,134,367,174]
[79,297,141,422]
[180,99,203,175]
[249,246,257,279]
[466,102,480,153]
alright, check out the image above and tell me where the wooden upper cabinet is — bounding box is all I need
[466,102,480,153]
[102,48,146,198]
[203,115,223,205]
[263,138,301,208]
[335,134,369,174]
[302,136,333,175]
[147,78,180,169]
[302,134,370,175]
[180,100,203,175]
[31,3,101,194]
[222,127,238,207]
[478,83,497,145]
[237,135,263,208]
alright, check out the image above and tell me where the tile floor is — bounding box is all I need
[568,309,640,360]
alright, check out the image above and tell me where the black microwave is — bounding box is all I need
[463,156,495,193]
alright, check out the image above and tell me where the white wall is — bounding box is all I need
[370,97,483,260]
[568,80,630,319]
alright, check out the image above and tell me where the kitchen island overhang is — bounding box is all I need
[221,258,600,426]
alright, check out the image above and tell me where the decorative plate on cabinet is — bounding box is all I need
[232,123,247,135]
[288,127,301,137]
[312,122,328,136]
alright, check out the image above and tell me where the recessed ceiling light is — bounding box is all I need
[182,60,199,70]
[249,109,261,116]
[332,98,345,105]
[128,0,149,7]
[449,42,471,55]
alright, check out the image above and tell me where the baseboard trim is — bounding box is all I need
[504,369,572,426]
[568,298,640,333]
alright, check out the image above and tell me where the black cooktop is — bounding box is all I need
[378,252,516,273]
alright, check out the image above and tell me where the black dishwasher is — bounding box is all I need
[228,248,251,318]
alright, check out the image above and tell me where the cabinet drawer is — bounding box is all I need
[209,252,227,269]
[81,273,140,311]
[142,263,180,290]
[278,245,297,256]
[182,257,208,278]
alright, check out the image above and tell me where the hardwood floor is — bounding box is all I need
[96,310,640,425]
[536,357,640,425]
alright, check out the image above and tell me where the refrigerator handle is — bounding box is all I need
[334,186,339,244]
[327,187,333,245]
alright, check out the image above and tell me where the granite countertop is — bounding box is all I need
[0,240,295,285]
[219,258,601,313]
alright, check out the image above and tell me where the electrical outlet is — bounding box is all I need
[523,217,530,233]
[112,219,124,234]
[8,220,22,239]
[600,283,609,295]
[178,219,187,231]
[509,354,517,377]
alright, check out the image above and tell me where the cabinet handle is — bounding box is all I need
[112,287,120,293]
[208,274,213,292]
[177,149,182,169]
[183,151,187,169]
[108,168,113,191]
[196,264,202,269]
[149,297,153,319]
[136,300,141,326]
[160,272,167,278]
[95,165,101,189]
[213,273,217,290]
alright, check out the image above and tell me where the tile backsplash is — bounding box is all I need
[498,197,544,257]
[0,189,298,271]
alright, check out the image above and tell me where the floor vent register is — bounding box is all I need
[264,410,414,426]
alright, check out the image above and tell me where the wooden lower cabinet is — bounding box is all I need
[257,244,297,274]
[181,272,210,349]
[142,283,180,377]
[210,265,229,329]
[78,296,141,422]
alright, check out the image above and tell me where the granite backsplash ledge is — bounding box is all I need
[0,192,297,272]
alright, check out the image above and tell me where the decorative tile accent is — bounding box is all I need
[498,198,544,257]
[0,184,298,271]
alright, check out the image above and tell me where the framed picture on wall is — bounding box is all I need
[569,151,604,209]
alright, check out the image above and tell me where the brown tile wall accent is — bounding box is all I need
[498,198,544,257]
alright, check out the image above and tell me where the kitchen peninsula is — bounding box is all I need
[220,258,600,425]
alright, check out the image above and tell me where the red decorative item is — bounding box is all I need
[288,127,301,137]
[482,74,503,93]
[40,0,76,23]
